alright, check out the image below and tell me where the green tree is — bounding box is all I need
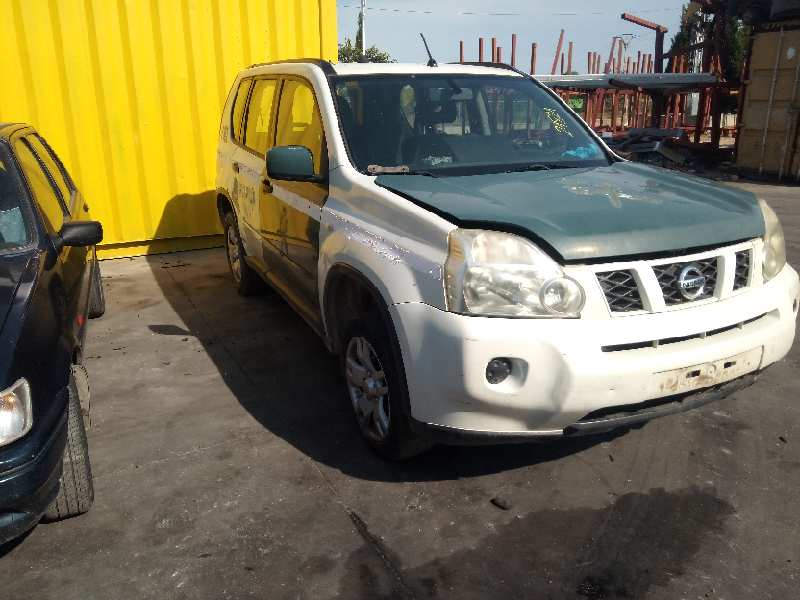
[338,12,394,63]
[668,3,748,83]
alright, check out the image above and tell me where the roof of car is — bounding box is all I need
[330,62,523,77]
[244,59,524,79]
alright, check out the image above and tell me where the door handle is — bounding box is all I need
[232,162,240,173]
[262,178,273,193]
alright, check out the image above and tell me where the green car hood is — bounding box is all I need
[376,162,764,262]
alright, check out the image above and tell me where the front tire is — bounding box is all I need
[44,375,94,521]
[341,311,431,460]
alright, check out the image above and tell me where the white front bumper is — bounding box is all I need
[391,265,800,435]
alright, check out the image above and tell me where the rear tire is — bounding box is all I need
[87,262,105,318]
[341,311,432,461]
[44,375,94,521]
[223,211,263,296]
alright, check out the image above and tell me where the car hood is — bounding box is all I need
[376,162,764,262]
[0,252,35,332]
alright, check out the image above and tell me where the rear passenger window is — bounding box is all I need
[244,79,278,155]
[26,135,72,207]
[275,80,326,176]
[231,79,253,143]
[13,140,66,233]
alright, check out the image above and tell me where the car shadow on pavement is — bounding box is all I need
[143,194,625,482]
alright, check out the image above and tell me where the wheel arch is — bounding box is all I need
[216,188,235,223]
[321,263,398,356]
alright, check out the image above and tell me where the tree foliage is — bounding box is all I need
[668,3,748,83]
[338,12,394,63]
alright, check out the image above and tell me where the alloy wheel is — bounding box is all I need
[226,224,242,282]
[345,336,391,441]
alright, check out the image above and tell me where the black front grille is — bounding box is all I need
[597,270,644,312]
[734,250,750,290]
[653,257,718,305]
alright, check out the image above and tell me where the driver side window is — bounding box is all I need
[275,79,326,176]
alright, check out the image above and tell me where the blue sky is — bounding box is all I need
[336,0,687,73]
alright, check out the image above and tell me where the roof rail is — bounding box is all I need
[247,58,336,76]
[454,61,531,78]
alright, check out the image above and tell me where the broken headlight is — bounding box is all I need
[760,199,786,282]
[444,229,585,318]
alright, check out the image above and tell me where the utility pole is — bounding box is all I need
[360,0,367,56]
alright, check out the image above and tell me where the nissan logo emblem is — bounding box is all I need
[677,264,707,300]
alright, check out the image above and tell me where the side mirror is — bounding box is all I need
[58,221,103,248]
[266,145,317,182]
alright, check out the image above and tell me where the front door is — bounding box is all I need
[271,78,329,321]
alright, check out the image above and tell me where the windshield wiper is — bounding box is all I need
[367,164,438,177]
[507,162,573,173]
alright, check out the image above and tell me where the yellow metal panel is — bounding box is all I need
[0,0,337,257]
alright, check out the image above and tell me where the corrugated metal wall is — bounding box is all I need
[0,0,337,258]
[737,22,800,179]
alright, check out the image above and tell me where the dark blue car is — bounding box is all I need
[0,123,104,545]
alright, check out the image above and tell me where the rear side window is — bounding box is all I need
[13,139,67,233]
[0,145,33,251]
[26,135,73,207]
[231,79,253,143]
[275,79,326,175]
[244,79,278,155]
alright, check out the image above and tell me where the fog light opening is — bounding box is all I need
[486,358,513,385]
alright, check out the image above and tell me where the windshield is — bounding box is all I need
[333,74,609,176]
[0,145,33,253]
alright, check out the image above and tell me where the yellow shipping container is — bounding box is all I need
[0,0,337,258]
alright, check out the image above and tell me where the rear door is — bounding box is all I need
[271,77,328,320]
[227,78,263,266]
[237,77,283,270]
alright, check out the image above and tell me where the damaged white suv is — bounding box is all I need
[215,60,799,459]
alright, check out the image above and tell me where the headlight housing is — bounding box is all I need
[760,199,786,282]
[0,379,32,446]
[444,229,585,317]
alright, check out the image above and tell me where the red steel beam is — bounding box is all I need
[567,41,573,74]
[531,42,538,74]
[551,29,565,75]
[459,40,464,63]
[621,13,667,32]
[622,13,667,74]
[479,37,484,62]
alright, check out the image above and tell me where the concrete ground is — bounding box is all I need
[1,181,798,600]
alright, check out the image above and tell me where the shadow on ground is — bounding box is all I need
[143,193,624,483]
[339,485,734,599]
